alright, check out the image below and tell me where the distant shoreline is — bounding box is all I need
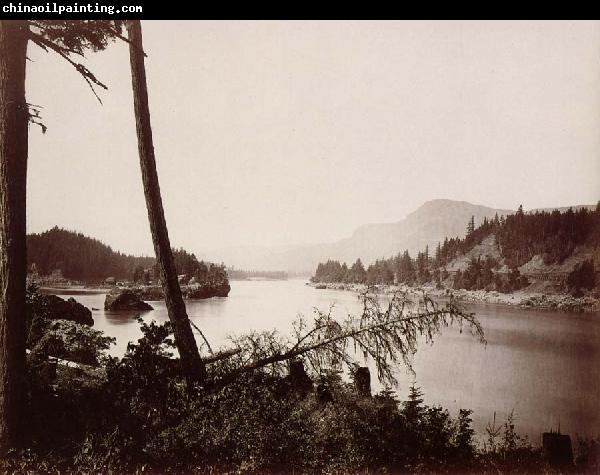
[39,286,111,295]
[308,282,600,313]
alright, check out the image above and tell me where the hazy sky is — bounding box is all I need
[26,20,600,256]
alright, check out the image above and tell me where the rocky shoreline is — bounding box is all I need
[41,282,231,302]
[309,282,600,313]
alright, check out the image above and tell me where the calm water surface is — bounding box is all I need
[51,279,600,442]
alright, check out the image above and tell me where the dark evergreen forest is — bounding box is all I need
[27,227,226,284]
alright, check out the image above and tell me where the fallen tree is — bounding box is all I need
[185,289,485,390]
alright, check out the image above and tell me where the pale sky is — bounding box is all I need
[25,20,600,256]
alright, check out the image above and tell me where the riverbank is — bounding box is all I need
[32,279,600,445]
[39,285,112,295]
[309,282,600,313]
[39,282,231,300]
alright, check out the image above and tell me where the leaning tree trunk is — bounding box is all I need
[127,20,206,385]
[0,20,29,451]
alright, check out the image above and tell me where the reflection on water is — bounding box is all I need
[103,310,153,326]
[49,279,600,442]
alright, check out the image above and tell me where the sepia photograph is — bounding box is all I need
[0,17,599,473]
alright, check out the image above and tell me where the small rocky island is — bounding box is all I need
[104,281,231,311]
[114,249,231,305]
[27,228,231,306]
[134,282,231,301]
[104,289,154,311]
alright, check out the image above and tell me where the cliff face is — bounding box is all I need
[444,233,599,294]
[445,234,503,274]
[343,200,514,264]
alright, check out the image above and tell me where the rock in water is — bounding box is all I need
[135,282,231,300]
[37,294,94,326]
[104,289,153,311]
[184,282,231,299]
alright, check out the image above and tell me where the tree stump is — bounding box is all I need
[542,432,573,468]
[354,366,371,397]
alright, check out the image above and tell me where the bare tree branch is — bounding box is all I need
[190,320,213,355]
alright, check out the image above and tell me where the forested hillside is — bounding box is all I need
[27,227,153,280]
[27,227,227,284]
[312,205,600,294]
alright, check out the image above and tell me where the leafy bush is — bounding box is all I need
[28,318,115,366]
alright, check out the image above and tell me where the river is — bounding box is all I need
[48,279,600,443]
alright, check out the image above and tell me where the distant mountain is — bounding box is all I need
[205,199,516,273]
